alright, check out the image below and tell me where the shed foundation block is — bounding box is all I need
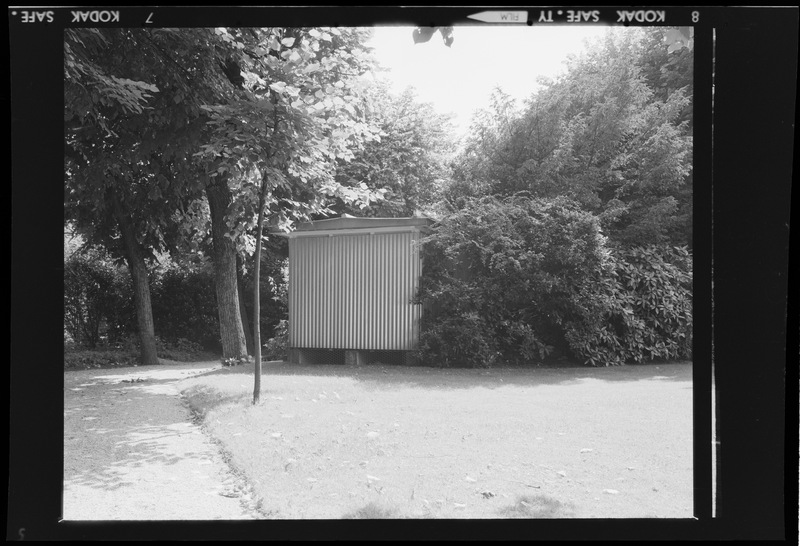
[344,350,369,366]
[287,348,302,364]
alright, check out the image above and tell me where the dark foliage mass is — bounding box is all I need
[414,196,692,367]
[150,264,221,352]
[64,240,290,360]
[239,236,290,354]
[411,28,693,367]
[562,245,692,366]
[64,249,120,350]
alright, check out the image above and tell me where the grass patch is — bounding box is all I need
[180,360,693,519]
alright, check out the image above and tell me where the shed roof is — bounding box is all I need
[294,214,435,232]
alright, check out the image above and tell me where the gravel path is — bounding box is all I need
[63,361,262,521]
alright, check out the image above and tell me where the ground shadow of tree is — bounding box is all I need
[181,360,691,416]
[497,494,577,518]
[64,372,228,493]
[202,359,691,389]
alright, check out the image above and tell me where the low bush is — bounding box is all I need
[64,336,214,370]
[417,311,499,368]
[64,348,139,370]
[156,337,213,362]
[262,319,289,361]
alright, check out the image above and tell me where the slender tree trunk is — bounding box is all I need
[253,184,267,405]
[237,255,255,355]
[111,191,159,366]
[206,179,248,359]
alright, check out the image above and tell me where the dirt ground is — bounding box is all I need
[63,360,264,520]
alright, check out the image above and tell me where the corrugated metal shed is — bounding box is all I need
[285,215,434,359]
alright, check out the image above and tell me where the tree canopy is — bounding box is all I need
[445,28,693,248]
[331,82,456,217]
[196,27,385,246]
[65,28,237,258]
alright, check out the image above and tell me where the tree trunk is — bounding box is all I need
[253,181,268,405]
[126,249,160,366]
[111,191,159,366]
[237,255,255,355]
[206,179,249,359]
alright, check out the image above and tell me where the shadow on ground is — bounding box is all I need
[497,494,577,518]
[64,363,224,492]
[339,495,575,519]
[341,501,404,519]
[180,360,692,417]
[202,359,692,390]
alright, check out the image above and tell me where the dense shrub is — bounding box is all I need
[563,245,692,365]
[64,249,129,348]
[150,264,221,352]
[64,248,280,357]
[262,319,289,361]
[240,237,289,345]
[103,269,136,343]
[416,194,610,367]
[415,195,693,367]
[416,311,499,368]
[624,245,693,361]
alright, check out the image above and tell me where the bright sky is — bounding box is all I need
[365,25,612,137]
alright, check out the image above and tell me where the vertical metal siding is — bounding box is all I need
[417,232,423,345]
[290,238,295,345]
[288,230,423,351]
